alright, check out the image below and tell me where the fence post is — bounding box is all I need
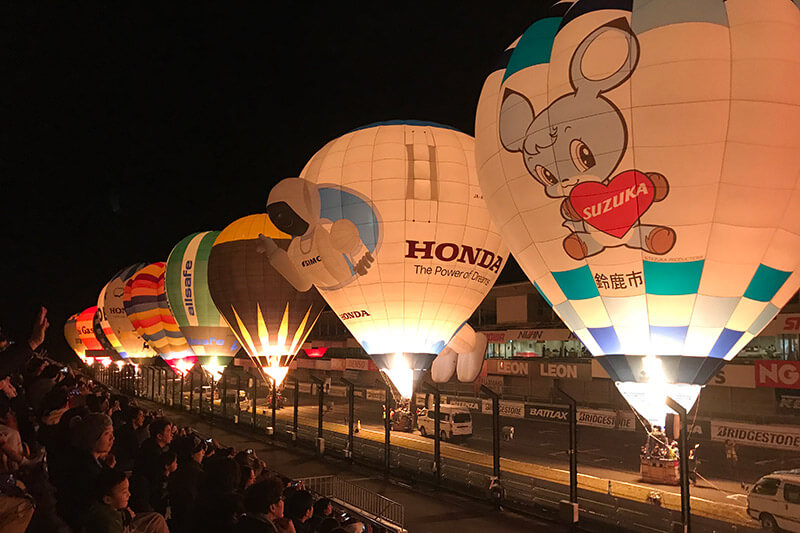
[667,396,691,533]
[384,383,393,477]
[222,373,228,419]
[270,377,277,438]
[341,378,355,460]
[293,378,299,434]
[310,376,325,454]
[251,374,258,432]
[189,371,195,412]
[555,380,579,524]
[235,375,241,424]
[198,370,204,415]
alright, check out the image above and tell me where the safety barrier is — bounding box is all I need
[94,364,760,533]
[299,475,405,531]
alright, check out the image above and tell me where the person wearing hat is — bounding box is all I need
[55,412,116,530]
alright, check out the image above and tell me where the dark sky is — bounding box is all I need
[1,3,548,356]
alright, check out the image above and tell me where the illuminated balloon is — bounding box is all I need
[475,2,800,424]
[166,231,240,379]
[123,262,195,373]
[92,310,120,360]
[97,264,157,359]
[64,313,86,361]
[207,215,325,387]
[265,121,507,398]
[76,306,111,364]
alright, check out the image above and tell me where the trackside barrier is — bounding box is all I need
[110,369,760,533]
[299,475,405,532]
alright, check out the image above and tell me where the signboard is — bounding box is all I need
[329,359,346,371]
[284,381,296,390]
[505,329,574,342]
[711,420,800,451]
[617,410,637,432]
[328,385,347,397]
[776,389,800,413]
[762,313,800,335]
[755,360,800,389]
[315,360,332,371]
[537,362,590,381]
[484,332,506,343]
[298,382,312,394]
[491,360,530,376]
[481,375,504,392]
[366,389,385,402]
[294,359,315,369]
[525,402,569,423]
[442,396,481,411]
[482,399,525,419]
[577,408,617,429]
[707,364,755,389]
[345,358,371,371]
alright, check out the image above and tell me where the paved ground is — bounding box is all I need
[141,399,571,533]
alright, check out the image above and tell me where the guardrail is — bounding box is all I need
[94,364,761,533]
[299,475,405,532]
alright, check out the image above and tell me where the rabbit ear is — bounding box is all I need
[570,18,639,96]
[499,89,535,153]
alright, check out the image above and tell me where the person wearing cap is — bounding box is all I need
[55,412,116,530]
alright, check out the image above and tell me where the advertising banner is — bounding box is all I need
[328,385,347,397]
[576,408,616,429]
[524,402,569,423]
[481,399,525,418]
[491,360,530,376]
[298,382,312,394]
[366,389,385,402]
[711,420,800,451]
[441,396,481,411]
[755,360,800,389]
[345,358,371,371]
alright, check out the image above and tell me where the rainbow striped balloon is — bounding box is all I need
[123,262,191,361]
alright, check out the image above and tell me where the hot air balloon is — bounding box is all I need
[123,262,195,374]
[77,306,111,365]
[207,215,325,387]
[97,264,157,359]
[166,232,239,380]
[263,121,508,398]
[475,1,800,425]
[64,313,86,362]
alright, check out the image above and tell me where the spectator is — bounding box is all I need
[85,468,169,533]
[134,417,173,483]
[168,435,206,530]
[185,456,243,532]
[130,451,176,515]
[114,406,147,471]
[318,518,341,533]
[306,497,333,532]
[238,476,285,533]
[285,490,314,533]
[56,413,115,530]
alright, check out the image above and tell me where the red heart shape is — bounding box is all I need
[568,171,655,238]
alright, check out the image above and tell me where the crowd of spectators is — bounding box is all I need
[0,307,368,533]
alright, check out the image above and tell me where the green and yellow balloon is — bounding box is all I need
[165,231,240,379]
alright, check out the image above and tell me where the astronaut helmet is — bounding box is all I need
[266,178,321,237]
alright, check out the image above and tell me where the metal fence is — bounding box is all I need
[299,475,405,531]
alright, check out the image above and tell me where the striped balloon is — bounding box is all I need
[123,263,192,365]
[166,232,239,374]
[97,263,157,359]
[64,313,86,361]
[77,306,103,352]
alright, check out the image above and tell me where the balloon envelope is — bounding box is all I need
[166,231,239,377]
[77,305,111,363]
[207,215,325,386]
[123,262,194,371]
[268,121,507,398]
[97,263,157,359]
[64,313,86,361]
[475,2,800,424]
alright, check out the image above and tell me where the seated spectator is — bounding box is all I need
[307,498,334,532]
[285,490,314,533]
[168,435,206,530]
[134,417,173,483]
[114,406,147,471]
[237,476,285,533]
[129,451,176,515]
[56,412,115,530]
[185,456,243,533]
[85,468,169,533]
[0,395,26,469]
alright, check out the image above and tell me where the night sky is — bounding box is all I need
[1,3,548,358]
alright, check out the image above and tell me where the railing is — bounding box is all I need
[299,475,405,531]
